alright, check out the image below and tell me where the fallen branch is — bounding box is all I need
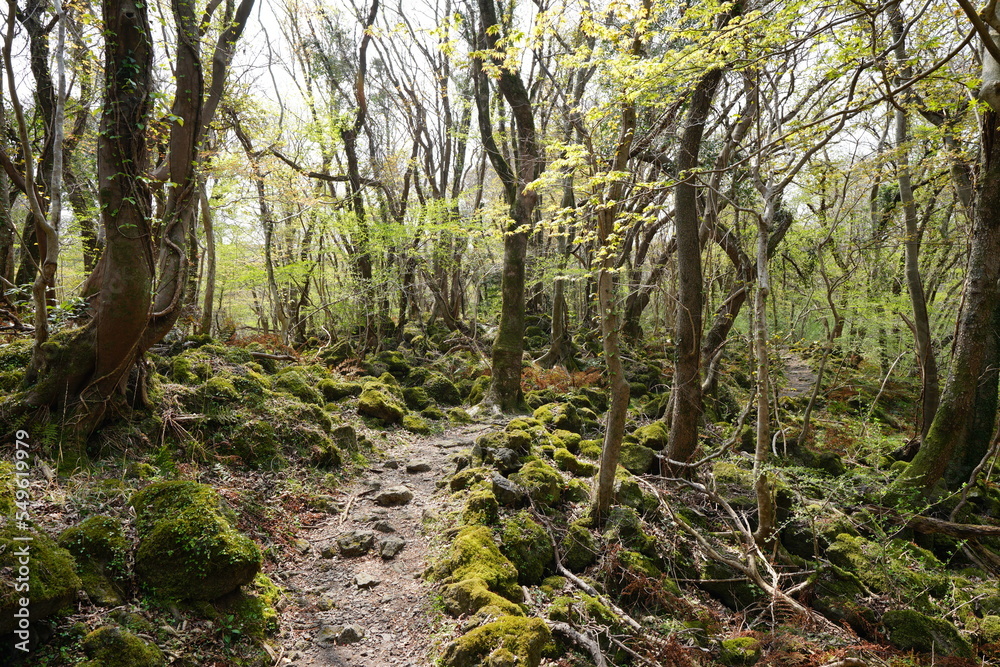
[546,621,608,667]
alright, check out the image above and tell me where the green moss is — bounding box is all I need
[131,481,233,537]
[547,593,616,627]
[0,339,32,372]
[550,430,582,453]
[441,617,551,667]
[423,405,447,420]
[451,467,492,492]
[532,402,582,433]
[560,522,597,573]
[883,609,973,658]
[82,626,164,667]
[603,506,655,556]
[0,369,24,391]
[713,461,753,488]
[619,442,657,474]
[825,533,948,602]
[231,370,271,398]
[614,469,657,513]
[317,379,363,401]
[212,573,281,641]
[565,478,591,503]
[449,407,473,423]
[510,460,565,506]
[617,549,661,579]
[719,637,762,666]
[425,372,462,405]
[58,516,128,607]
[578,440,602,460]
[499,511,553,585]
[632,422,669,450]
[441,578,524,617]
[468,376,491,405]
[428,526,522,602]
[221,419,281,466]
[358,388,405,425]
[170,355,199,384]
[463,485,500,525]
[977,615,1000,644]
[540,576,566,595]
[403,414,432,434]
[553,448,598,477]
[403,385,432,409]
[0,525,81,634]
[0,460,15,516]
[273,370,324,405]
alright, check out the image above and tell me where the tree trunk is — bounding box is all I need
[666,69,724,467]
[752,197,775,548]
[199,183,216,336]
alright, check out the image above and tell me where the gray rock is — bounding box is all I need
[373,520,395,533]
[491,473,526,506]
[379,536,406,559]
[355,573,381,589]
[336,530,375,557]
[316,623,365,645]
[406,461,432,473]
[339,624,365,643]
[384,460,400,470]
[317,596,336,611]
[492,447,520,473]
[374,485,414,506]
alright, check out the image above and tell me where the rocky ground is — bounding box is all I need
[273,423,496,667]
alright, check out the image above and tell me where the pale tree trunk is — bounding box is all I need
[752,195,775,549]
[199,183,216,336]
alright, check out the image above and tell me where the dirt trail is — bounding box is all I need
[273,423,496,667]
[778,349,817,400]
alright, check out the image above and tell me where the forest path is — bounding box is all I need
[273,422,496,667]
[778,349,817,400]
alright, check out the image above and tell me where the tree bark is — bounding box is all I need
[198,183,216,336]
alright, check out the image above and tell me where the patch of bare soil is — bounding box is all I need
[273,423,496,667]
[779,350,817,400]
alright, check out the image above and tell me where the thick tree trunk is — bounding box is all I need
[666,69,723,467]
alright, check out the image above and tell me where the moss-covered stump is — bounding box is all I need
[132,481,261,601]
[441,578,524,617]
[59,515,128,607]
[441,617,551,667]
[719,637,762,666]
[0,526,81,634]
[499,511,553,585]
[560,522,597,572]
[358,387,405,425]
[510,460,564,505]
[81,626,165,667]
[427,526,523,602]
[882,609,973,658]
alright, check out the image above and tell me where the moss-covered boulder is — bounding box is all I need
[578,439,602,460]
[59,515,128,607]
[403,414,432,434]
[358,387,406,424]
[809,565,876,636]
[619,442,657,474]
[553,448,598,477]
[318,379,363,401]
[403,386,432,410]
[631,421,669,450]
[463,485,500,525]
[451,467,492,492]
[603,506,655,556]
[273,370,324,405]
[510,460,564,505]
[719,637,762,666]
[132,481,261,601]
[427,526,522,602]
[550,429,582,453]
[81,626,164,667]
[499,511,553,585]
[425,372,462,405]
[0,526,81,634]
[560,522,597,573]
[882,609,973,658]
[441,617,551,667]
[441,578,524,618]
[376,350,411,378]
[825,533,948,601]
[533,402,582,433]
[547,592,617,627]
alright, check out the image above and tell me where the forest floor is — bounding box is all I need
[778,350,817,400]
[272,422,498,667]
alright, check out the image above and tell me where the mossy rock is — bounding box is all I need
[449,407,473,423]
[882,609,973,658]
[358,388,405,425]
[603,506,655,556]
[976,614,1000,644]
[825,533,948,601]
[403,414,432,434]
[441,578,524,618]
[510,460,565,505]
[403,386,432,410]
[170,355,201,385]
[211,573,281,641]
[451,467,492,492]
[320,340,354,366]
[441,617,551,667]
[532,402,582,434]
[719,637,762,666]
[553,448,598,477]
[564,478,591,503]
[810,565,876,636]
[524,389,555,410]
[499,511,553,585]
[273,370,324,405]
[0,339,33,372]
[376,350,411,378]
[560,522,597,573]
[330,424,358,450]
[640,393,670,420]
[614,470,657,513]
[547,592,617,627]
[463,485,500,525]
[427,526,522,602]
[58,515,128,607]
[699,560,762,611]
[82,626,164,667]
[0,526,81,634]
[468,376,491,406]
[231,369,272,398]
[550,429,582,453]
[131,481,234,537]
[619,442,657,474]
[425,372,462,405]
[578,440,602,460]
[713,461,753,488]
[218,419,281,467]
[318,379,363,401]
[198,376,241,403]
[632,421,669,450]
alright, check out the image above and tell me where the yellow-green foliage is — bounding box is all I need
[58,515,128,607]
[0,526,81,634]
[428,526,522,602]
[441,617,551,667]
[403,414,431,434]
[826,533,948,604]
[81,626,164,667]
[550,429,581,453]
